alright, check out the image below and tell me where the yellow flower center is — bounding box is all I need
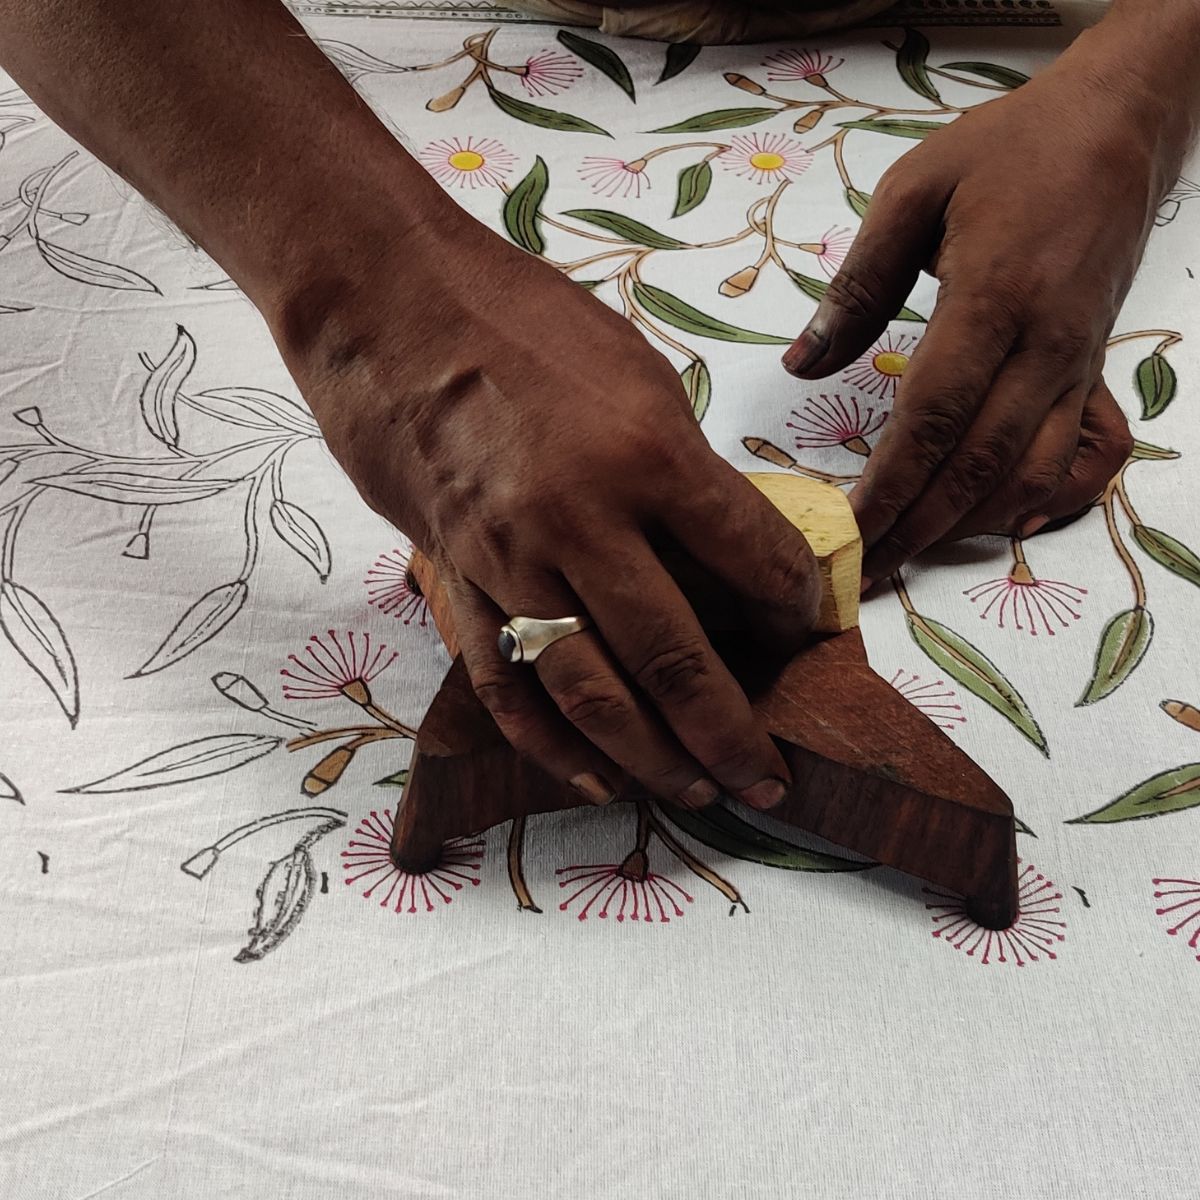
[448,150,485,172]
[748,151,786,172]
[872,350,909,377]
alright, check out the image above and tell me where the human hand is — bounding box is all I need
[281,208,820,810]
[780,43,1177,584]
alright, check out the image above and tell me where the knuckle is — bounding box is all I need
[908,404,969,473]
[1036,328,1091,372]
[941,438,1010,508]
[632,640,711,706]
[553,674,634,738]
[1016,462,1066,509]
[870,526,925,571]
[471,670,528,721]
[699,737,761,783]
[757,533,821,619]
[873,163,927,213]
[824,268,884,323]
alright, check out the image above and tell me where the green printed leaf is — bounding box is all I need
[1133,526,1200,587]
[658,42,701,84]
[1015,816,1036,837]
[650,107,777,134]
[784,268,926,322]
[1077,606,1153,706]
[895,28,941,103]
[374,769,410,788]
[575,279,602,291]
[659,801,872,872]
[631,281,791,344]
[681,359,711,421]
[487,87,611,137]
[561,208,687,249]
[941,61,1029,90]
[1069,762,1200,824]
[672,159,713,218]
[556,30,635,101]
[502,156,549,254]
[1135,353,1176,419]
[845,187,872,218]
[837,117,946,140]
[1131,439,1180,461]
[906,611,1047,753]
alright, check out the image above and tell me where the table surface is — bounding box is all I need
[2,4,1198,1197]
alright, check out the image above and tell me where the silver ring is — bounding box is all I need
[498,615,592,663]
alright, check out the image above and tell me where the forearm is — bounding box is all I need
[0,0,453,320]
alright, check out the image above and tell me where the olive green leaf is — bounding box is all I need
[631,281,791,344]
[562,208,687,249]
[374,769,409,788]
[895,28,941,103]
[650,107,777,133]
[845,186,872,218]
[1068,762,1200,824]
[1133,526,1200,587]
[785,268,926,322]
[906,611,1048,753]
[487,86,611,137]
[681,359,711,421]
[836,117,946,139]
[556,30,635,101]
[941,61,1029,90]
[672,159,713,218]
[658,42,701,84]
[659,801,872,871]
[575,279,603,291]
[502,156,549,254]
[1077,606,1153,706]
[1135,352,1177,419]
[1131,439,1180,461]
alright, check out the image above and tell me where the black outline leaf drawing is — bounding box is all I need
[556,30,635,102]
[63,732,281,794]
[503,156,549,255]
[140,325,194,448]
[32,470,237,505]
[1,771,23,805]
[317,40,409,82]
[1077,606,1153,706]
[182,388,320,436]
[0,580,79,726]
[34,237,159,293]
[269,500,331,582]
[1069,763,1200,825]
[132,580,248,677]
[236,846,316,963]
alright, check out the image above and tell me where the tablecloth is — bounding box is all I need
[2,3,1198,1196]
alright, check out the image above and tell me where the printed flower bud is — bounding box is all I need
[426,85,466,113]
[724,72,766,95]
[303,745,355,796]
[793,108,825,133]
[180,846,220,879]
[741,437,796,469]
[13,407,42,427]
[618,848,650,882]
[121,531,149,559]
[807,72,829,89]
[843,435,872,458]
[213,671,270,713]
[623,157,648,173]
[719,265,760,297]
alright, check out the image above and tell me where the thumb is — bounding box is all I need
[782,163,947,380]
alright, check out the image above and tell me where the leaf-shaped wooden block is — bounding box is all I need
[836,118,946,139]
[906,609,1047,753]
[487,87,611,137]
[1135,352,1177,419]
[269,500,331,582]
[0,580,79,726]
[503,156,549,255]
[561,208,687,249]
[650,107,777,134]
[785,268,926,322]
[556,30,635,101]
[681,359,711,421]
[63,732,281,793]
[1078,606,1153,706]
[631,281,791,344]
[660,800,871,871]
[1133,526,1200,588]
[139,325,194,449]
[35,237,159,292]
[672,160,712,218]
[895,28,941,103]
[32,469,236,505]
[657,42,700,84]
[184,387,320,435]
[235,846,316,963]
[1069,762,1200,824]
[941,61,1029,89]
[133,579,248,676]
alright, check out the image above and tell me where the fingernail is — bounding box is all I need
[782,328,828,376]
[1020,515,1049,538]
[740,778,787,810]
[571,772,616,807]
[678,778,720,809]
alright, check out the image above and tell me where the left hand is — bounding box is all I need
[781,43,1176,584]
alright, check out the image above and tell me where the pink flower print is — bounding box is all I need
[281,630,397,702]
[557,849,693,923]
[1153,878,1200,960]
[814,225,855,278]
[889,670,966,732]
[842,332,918,400]
[963,563,1086,636]
[719,133,813,185]
[925,863,1066,965]
[342,808,483,913]
[365,546,429,626]
[520,49,583,97]
[788,392,885,456]
[579,156,648,199]
[419,137,515,189]
[762,48,845,85]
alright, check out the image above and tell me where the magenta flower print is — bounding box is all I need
[342,808,483,913]
[925,863,1066,966]
[557,849,693,923]
[365,546,429,626]
[763,48,845,85]
[419,137,515,189]
[964,563,1086,636]
[579,156,648,199]
[813,225,854,278]
[719,133,813,185]
[842,332,918,400]
[788,393,885,457]
[280,630,397,702]
[520,48,583,97]
[889,670,966,733]
[1153,878,1200,960]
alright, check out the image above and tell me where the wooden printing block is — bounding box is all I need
[392,474,1019,930]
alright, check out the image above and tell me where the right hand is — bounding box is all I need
[277,208,820,811]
